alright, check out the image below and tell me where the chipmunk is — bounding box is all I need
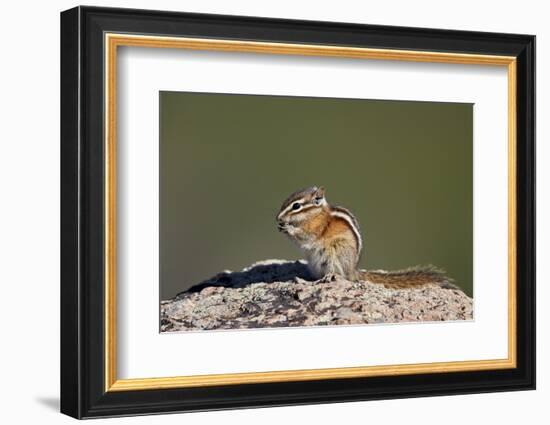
[276,186,455,288]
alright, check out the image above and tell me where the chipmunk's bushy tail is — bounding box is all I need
[358,265,458,289]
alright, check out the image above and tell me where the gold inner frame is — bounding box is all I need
[104,33,517,392]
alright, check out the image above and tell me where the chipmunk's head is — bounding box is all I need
[276,186,327,232]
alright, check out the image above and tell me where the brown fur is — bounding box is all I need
[302,208,330,237]
[325,216,359,252]
[277,187,456,289]
[359,265,458,289]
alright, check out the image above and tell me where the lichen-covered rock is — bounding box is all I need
[160,259,473,332]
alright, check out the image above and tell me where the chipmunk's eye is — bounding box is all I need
[292,202,301,210]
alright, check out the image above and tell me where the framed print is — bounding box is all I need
[60,6,535,419]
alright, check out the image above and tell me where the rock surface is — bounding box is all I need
[161,259,473,332]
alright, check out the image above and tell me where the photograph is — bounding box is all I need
[159,91,474,332]
[59,5,535,418]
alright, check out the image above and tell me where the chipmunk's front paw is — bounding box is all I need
[277,221,288,233]
[277,221,298,236]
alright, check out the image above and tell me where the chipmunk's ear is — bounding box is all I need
[314,186,325,200]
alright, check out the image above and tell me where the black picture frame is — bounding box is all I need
[60,5,535,419]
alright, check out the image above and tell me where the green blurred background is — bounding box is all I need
[160,91,473,299]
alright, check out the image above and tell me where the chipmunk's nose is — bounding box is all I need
[277,220,286,231]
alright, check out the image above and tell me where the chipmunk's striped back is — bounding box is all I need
[330,206,362,254]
